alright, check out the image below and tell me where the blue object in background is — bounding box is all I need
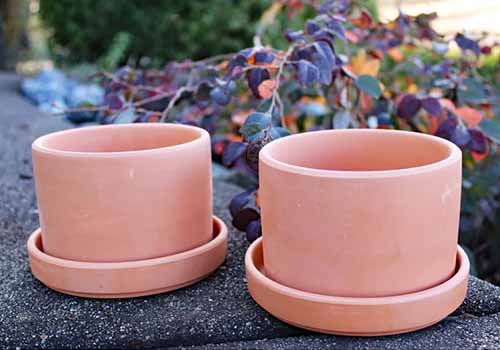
[21,69,104,124]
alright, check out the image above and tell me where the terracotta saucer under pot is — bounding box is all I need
[246,237,469,336]
[28,216,227,298]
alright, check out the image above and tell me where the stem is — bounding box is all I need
[253,2,283,48]
[158,86,192,123]
[51,105,108,116]
[269,45,296,127]
[133,90,175,108]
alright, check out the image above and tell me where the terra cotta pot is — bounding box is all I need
[32,123,213,262]
[259,129,462,297]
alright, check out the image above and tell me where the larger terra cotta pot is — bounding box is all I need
[259,129,462,297]
[32,123,212,262]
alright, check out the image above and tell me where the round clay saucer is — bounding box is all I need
[28,216,228,298]
[246,237,469,336]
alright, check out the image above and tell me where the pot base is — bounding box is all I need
[246,238,469,336]
[28,216,228,299]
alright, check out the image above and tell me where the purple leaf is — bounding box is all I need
[222,141,247,167]
[292,46,315,61]
[210,87,231,106]
[200,114,217,134]
[312,41,336,85]
[451,124,471,147]
[245,219,262,242]
[421,97,441,117]
[396,12,411,31]
[467,129,488,153]
[435,116,458,140]
[314,41,335,67]
[229,189,253,218]
[312,30,335,46]
[285,29,304,43]
[455,33,480,56]
[388,37,402,48]
[232,207,260,231]
[254,51,275,64]
[105,93,123,110]
[397,94,421,119]
[238,48,254,58]
[247,68,270,98]
[227,54,248,79]
[319,0,335,13]
[135,112,151,123]
[306,20,321,35]
[326,19,346,42]
[298,59,319,87]
[319,0,348,13]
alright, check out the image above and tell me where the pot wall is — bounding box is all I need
[32,124,212,262]
[259,129,462,297]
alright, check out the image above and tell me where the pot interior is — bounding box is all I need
[35,125,203,153]
[265,130,452,171]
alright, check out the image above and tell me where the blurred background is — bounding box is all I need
[1,0,499,285]
[2,0,499,72]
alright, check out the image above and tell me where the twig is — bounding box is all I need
[253,2,283,48]
[158,86,193,123]
[268,45,296,127]
[51,105,108,115]
[133,90,175,107]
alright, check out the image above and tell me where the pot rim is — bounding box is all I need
[260,129,461,179]
[32,123,209,158]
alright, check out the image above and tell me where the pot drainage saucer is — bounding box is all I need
[245,237,469,336]
[28,216,228,298]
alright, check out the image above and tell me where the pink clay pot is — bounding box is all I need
[259,129,462,297]
[32,123,212,262]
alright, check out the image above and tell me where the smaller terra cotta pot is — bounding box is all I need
[259,129,462,297]
[32,123,213,262]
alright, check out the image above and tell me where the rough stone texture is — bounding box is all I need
[1,73,500,349]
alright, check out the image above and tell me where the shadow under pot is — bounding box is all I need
[245,129,469,335]
[28,123,228,298]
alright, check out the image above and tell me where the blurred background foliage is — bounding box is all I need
[39,0,270,67]
[38,0,379,69]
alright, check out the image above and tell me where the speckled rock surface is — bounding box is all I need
[1,73,500,349]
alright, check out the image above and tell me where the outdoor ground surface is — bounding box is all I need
[0,72,500,349]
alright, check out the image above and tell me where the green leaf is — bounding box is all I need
[256,99,280,119]
[479,118,500,143]
[269,127,290,140]
[458,78,485,104]
[355,75,382,99]
[240,112,272,140]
